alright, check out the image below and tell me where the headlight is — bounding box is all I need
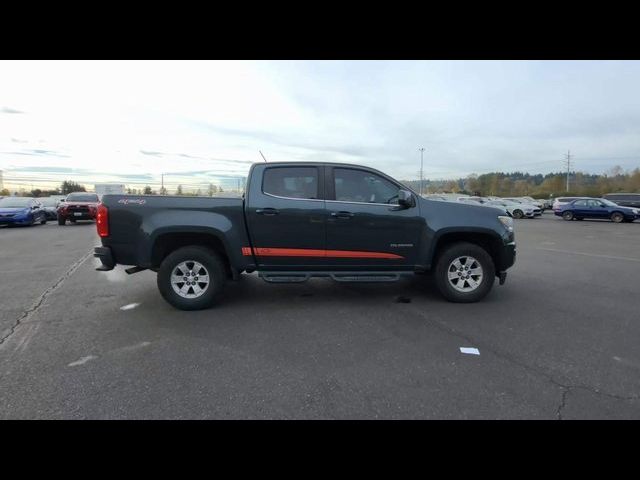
[498,215,514,232]
[633,209,639,214]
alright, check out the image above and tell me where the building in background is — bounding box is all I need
[94,183,126,199]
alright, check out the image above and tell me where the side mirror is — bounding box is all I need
[398,189,415,208]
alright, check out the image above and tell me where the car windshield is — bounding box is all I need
[0,197,32,208]
[38,197,58,206]
[65,193,99,202]
[600,198,619,207]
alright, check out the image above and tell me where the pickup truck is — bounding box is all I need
[94,162,516,310]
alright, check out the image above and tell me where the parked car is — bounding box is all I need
[95,162,517,310]
[516,196,545,211]
[602,193,640,209]
[552,197,588,213]
[486,200,534,219]
[38,196,63,220]
[0,197,47,227]
[503,198,542,216]
[57,192,100,225]
[555,198,639,223]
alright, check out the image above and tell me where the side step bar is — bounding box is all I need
[259,271,407,284]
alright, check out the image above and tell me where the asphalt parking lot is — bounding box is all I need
[0,214,639,419]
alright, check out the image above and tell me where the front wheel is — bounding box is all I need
[512,209,524,219]
[434,242,496,303]
[58,216,66,225]
[611,212,624,223]
[157,246,227,311]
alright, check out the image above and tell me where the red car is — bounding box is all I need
[57,192,100,225]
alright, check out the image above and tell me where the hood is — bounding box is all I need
[0,207,30,214]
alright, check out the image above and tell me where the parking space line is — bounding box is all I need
[536,248,640,263]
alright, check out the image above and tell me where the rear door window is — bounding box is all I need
[262,167,319,200]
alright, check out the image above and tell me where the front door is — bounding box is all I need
[324,166,423,270]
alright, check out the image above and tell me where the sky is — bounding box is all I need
[2,60,640,192]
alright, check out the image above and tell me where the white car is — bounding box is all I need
[502,198,542,217]
[487,200,535,219]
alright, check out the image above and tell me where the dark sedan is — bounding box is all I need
[555,198,639,223]
[38,196,63,220]
[0,197,48,227]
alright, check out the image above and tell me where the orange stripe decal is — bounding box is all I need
[241,247,403,259]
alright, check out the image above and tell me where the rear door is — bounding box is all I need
[324,166,423,270]
[245,165,327,270]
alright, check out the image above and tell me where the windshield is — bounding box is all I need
[38,197,58,206]
[65,193,99,202]
[600,198,619,207]
[0,197,32,208]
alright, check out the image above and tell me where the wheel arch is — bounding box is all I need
[427,228,507,273]
[150,229,237,279]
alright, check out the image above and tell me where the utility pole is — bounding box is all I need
[564,150,571,192]
[418,147,425,196]
[161,173,165,195]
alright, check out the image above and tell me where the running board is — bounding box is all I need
[259,271,406,284]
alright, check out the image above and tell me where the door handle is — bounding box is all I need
[331,211,354,219]
[256,208,279,216]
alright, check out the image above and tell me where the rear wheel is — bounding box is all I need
[611,212,624,223]
[562,211,574,221]
[157,246,227,311]
[434,242,495,303]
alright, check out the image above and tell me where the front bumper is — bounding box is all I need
[0,214,33,226]
[94,246,115,271]
[496,241,516,275]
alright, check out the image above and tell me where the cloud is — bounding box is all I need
[1,149,70,158]
[140,150,164,157]
[1,106,24,114]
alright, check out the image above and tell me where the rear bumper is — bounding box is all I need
[94,246,115,271]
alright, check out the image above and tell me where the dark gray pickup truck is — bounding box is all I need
[95,162,516,310]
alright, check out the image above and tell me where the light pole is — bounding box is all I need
[418,147,425,196]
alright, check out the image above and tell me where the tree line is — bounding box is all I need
[402,166,640,198]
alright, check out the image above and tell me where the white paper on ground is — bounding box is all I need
[120,303,140,311]
[460,347,480,355]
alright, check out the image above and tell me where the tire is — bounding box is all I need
[562,211,574,221]
[434,242,496,303]
[40,218,47,225]
[58,216,66,226]
[157,246,227,311]
[512,209,523,219]
[611,212,624,223]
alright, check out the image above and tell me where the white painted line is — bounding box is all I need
[536,248,640,263]
[120,303,140,311]
[460,347,480,355]
[68,355,98,367]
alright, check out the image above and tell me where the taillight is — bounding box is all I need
[97,203,109,237]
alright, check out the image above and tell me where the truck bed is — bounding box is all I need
[99,194,249,270]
